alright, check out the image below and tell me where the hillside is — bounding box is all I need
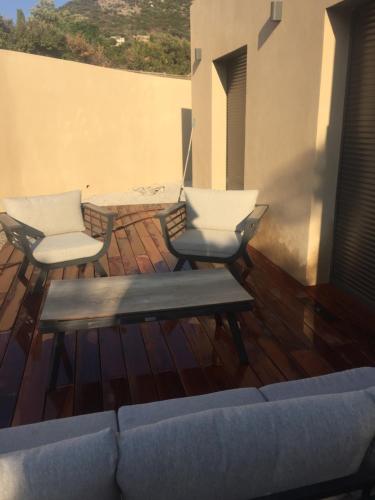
[61,0,191,39]
[0,0,192,75]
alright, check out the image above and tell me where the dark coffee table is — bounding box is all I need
[40,268,254,389]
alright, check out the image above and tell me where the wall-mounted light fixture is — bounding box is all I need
[195,48,202,63]
[271,1,283,21]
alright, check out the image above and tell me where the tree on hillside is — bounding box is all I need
[16,9,26,31]
[0,16,13,49]
[0,0,191,74]
[30,0,59,23]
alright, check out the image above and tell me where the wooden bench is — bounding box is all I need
[40,268,254,389]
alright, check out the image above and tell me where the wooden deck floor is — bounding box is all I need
[0,204,375,429]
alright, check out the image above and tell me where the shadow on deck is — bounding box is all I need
[0,204,374,428]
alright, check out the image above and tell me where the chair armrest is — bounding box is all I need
[0,213,24,232]
[82,203,117,218]
[0,213,44,257]
[241,204,269,244]
[82,204,115,250]
[157,202,186,221]
[246,204,269,224]
[0,213,44,238]
[157,203,187,244]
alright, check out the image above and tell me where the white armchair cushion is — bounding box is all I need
[172,229,242,258]
[32,232,103,264]
[3,190,85,236]
[184,187,258,232]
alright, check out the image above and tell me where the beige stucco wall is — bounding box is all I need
[191,0,355,285]
[0,50,191,210]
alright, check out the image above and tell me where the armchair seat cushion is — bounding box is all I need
[32,232,103,264]
[171,228,242,258]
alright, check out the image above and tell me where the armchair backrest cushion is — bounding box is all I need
[3,190,85,236]
[184,187,258,232]
[116,388,375,500]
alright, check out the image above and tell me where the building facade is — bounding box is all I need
[190,0,375,308]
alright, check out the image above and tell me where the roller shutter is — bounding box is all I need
[226,48,247,190]
[332,0,375,308]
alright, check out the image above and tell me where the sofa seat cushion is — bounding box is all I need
[0,428,120,500]
[3,190,85,236]
[261,367,375,402]
[0,410,117,456]
[117,389,375,500]
[32,232,103,264]
[118,387,266,431]
[171,228,242,258]
[184,187,258,232]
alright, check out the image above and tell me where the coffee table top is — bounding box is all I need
[40,268,254,331]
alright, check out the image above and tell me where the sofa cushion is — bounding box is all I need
[118,387,265,431]
[3,190,85,236]
[261,367,375,402]
[117,389,375,500]
[171,228,242,258]
[32,232,103,264]
[184,187,258,232]
[0,410,117,455]
[0,428,120,500]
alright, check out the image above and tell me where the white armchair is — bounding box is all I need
[0,190,115,291]
[158,187,268,275]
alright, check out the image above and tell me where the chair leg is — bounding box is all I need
[188,259,198,270]
[243,251,254,268]
[361,485,374,499]
[215,314,223,329]
[49,332,65,391]
[17,256,29,282]
[173,258,186,272]
[228,263,243,283]
[94,261,108,277]
[33,268,47,294]
[227,312,249,365]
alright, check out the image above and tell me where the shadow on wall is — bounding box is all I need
[251,148,317,285]
[252,143,340,286]
[254,4,352,288]
[181,108,193,187]
[258,17,280,50]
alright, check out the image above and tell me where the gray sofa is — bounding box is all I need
[1,367,375,500]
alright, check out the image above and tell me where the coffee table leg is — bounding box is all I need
[227,312,249,365]
[215,314,223,329]
[49,332,65,391]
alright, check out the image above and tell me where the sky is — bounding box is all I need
[0,0,67,20]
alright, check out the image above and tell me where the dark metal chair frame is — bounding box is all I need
[0,203,115,291]
[158,201,268,273]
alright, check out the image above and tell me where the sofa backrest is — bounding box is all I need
[116,388,375,500]
[184,187,258,232]
[3,190,85,236]
[0,429,120,500]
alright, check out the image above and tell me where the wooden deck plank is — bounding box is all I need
[0,203,374,428]
[0,246,20,307]
[140,323,185,400]
[121,324,159,404]
[99,327,131,410]
[0,331,11,365]
[74,329,102,415]
[43,266,78,421]
[0,269,43,428]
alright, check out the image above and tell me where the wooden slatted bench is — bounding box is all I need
[39,268,254,389]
